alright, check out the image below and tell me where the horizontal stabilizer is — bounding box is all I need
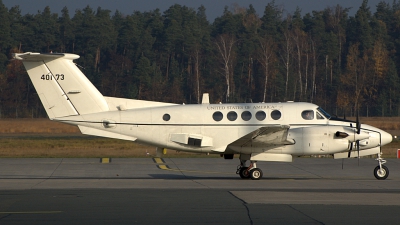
[104,96,177,111]
[13,52,66,61]
[78,126,137,141]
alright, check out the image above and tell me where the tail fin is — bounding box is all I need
[13,52,109,119]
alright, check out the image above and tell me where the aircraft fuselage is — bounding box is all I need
[55,102,391,157]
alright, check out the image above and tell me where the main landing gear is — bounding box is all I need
[374,153,389,180]
[236,159,263,180]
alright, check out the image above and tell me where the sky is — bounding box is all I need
[2,0,387,21]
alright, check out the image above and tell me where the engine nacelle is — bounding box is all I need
[300,126,352,155]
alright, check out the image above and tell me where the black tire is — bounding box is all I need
[374,165,389,180]
[239,167,250,179]
[250,168,263,180]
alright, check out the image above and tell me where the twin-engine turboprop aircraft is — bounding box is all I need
[14,52,393,180]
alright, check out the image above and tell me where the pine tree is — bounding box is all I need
[0,0,10,71]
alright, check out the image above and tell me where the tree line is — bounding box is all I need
[0,0,399,118]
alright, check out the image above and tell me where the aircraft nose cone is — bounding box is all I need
[381,131,393,146]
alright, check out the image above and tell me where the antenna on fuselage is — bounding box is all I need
[201,93,209,104]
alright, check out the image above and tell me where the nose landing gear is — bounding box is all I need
[374,153,389,180]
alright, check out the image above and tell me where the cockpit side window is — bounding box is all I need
[302,110,314,120]
[317,112,324,120]
[317,107,331,119]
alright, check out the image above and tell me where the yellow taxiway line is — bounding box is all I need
[153,157,170,170]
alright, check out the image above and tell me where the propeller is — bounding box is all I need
[347,110,361,159]
[356,140,360,166]
[356,111,361,135]
[347,141,353,158]
[356,110,361,162]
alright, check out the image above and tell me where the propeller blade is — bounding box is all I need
[356,111,361,134]
[348,142,353,158]
[356,140,360,165]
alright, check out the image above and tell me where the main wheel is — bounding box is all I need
[250,168,263,180]
[374,165,389,180]
[239,167,250,179]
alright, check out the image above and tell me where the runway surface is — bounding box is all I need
[0,157,400,224]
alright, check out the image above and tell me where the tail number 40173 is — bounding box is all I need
[41,74,65,80]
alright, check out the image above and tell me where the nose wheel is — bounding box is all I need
[374,165,389,180]
[236,160,263,180]
[374,153,389,180]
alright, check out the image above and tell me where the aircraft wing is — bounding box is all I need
[229,125,294,148]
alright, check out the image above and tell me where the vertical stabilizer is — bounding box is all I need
[14,53,109,119]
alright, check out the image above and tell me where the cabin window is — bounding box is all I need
[163,114,171,121]
[255,111,266,121]
[227,111,237,121]
[213,111,223,121]
[271,110,281,120]
[301,110,314,120]
[241,111,252,121]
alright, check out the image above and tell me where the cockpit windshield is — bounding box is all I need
[317,107,331,119]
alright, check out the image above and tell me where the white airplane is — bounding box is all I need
[13,52,393,180]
